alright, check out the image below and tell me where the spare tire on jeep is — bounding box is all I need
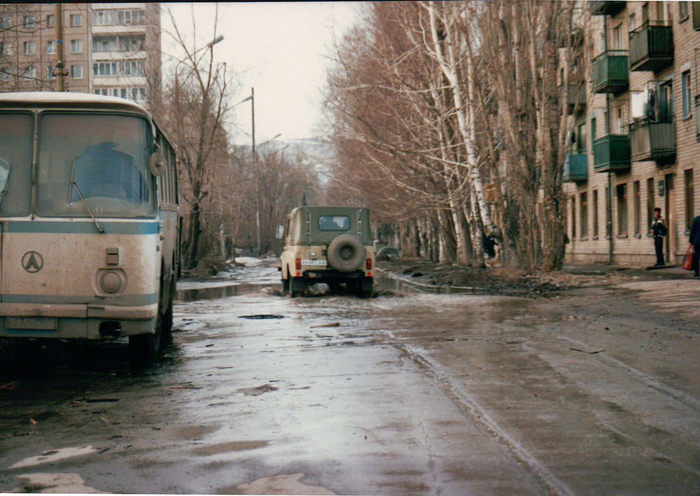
[327,234,365,272]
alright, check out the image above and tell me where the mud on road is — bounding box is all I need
[0,261,698,494]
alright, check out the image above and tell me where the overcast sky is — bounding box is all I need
[163,2,361,146]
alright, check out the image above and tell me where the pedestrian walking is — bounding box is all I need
[689,214,700,277]
[651,207,667,266]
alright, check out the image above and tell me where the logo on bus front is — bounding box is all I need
[22,251,44,273]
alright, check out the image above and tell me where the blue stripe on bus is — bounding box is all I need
[2,293,158,305]
[6,221,159,235]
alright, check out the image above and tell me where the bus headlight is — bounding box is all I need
[98,270,126,294]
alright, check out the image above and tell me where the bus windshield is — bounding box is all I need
[0,113,33,217]
[37,113,155,218]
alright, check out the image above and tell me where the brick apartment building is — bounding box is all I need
[0,3,160,108]
[563,1,700,267]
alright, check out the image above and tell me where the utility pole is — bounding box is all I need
[54,3,65,92]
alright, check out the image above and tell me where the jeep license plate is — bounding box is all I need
[302,259,327,267]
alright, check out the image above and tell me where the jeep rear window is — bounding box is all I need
[318,215,350,231]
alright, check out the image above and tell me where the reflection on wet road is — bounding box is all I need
[0,273,698,494]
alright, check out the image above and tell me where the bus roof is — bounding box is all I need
[0,91,152,118]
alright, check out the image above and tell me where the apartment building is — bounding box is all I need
[0,3,160,108]
[563,1,700,267]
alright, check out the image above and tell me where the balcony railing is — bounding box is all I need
[590,1,626,16]
[629,22,673,72]
[629,120,675,163]
[592,51,629,94]
[593,134,630,172]
[562,152,588,182]
[561,83,586,115]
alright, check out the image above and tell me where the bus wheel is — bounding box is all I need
[129,331,160,364]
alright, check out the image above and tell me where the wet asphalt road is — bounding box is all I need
[0,266,698,495]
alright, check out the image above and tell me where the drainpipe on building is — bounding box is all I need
[603,13,614,264]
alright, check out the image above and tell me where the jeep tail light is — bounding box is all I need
[295,258,302,270]
[366,258,372,270]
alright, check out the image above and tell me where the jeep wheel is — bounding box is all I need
[289,276,305,298]
[282,274,289,292]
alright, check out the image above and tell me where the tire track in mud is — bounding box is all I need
[559,336,700,413]
[393,341,574,496]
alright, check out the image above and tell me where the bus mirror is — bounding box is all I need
[275,224,284,239]
[0,158,9,196]
[149,152,165,176]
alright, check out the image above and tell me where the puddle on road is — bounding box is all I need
[226,473,336,495]
[177,283,279,302]
[10,446,98,469]
[15,472,99,493]
[239,314,285,320]
[192,440,269,456]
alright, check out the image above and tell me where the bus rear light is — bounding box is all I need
[295,258,302,270]
[366,258,372,270]
[367,272,372,277]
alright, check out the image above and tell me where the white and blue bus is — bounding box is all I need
[0,92,179,361]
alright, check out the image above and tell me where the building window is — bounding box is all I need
[23,16,35,29]
[69,14,81,27]
[647,177,655,234]
[0,17,11,30]
[571,196,577,240]
[23,66,36,80]
[0,67,12,82]
[71,65,82,79]
[70,39,82,54]
[680,1,689,20]
[605,187,611,238]
[23,41,35,56]
[46,14,55,28]
[686,170,695,230]
[93,62,118,77]
[93,36,118,52]
[577,122,586,154]
[0,41,10,56]
[123,60,144,76]
[590,116,597,142]
[633,181,641,235]
[92,9,144,27]
[616,107,624,134]
[47,40,56,55]
[593,190,599,238]
[580,192,588,239]
[120,88,127,98]
[617,184,628,236]
[642,3,650,24]
[682,71,692,118]
[47,66,56,80]
[119,35,144,52]
[612,24,622,50]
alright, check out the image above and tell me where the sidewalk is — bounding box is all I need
[563,262,693,280]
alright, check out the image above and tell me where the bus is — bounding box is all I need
[0,92,179,362]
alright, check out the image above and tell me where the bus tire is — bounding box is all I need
[129,331,160,364]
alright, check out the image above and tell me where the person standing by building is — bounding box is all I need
[689,214,700,277]
[651,208,667,266]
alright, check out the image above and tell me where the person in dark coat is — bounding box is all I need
[689,214,700,277]
[651,207,667,266]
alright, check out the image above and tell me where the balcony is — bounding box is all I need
[592,51,629,94]
[562,152,588,182]
[629,22,673,73]
[590,1,625,16]
[593,134,630,172]
[561,83,586,114]
[629,120,675,163]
